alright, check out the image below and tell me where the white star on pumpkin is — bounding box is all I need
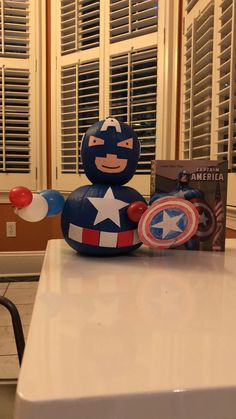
[88,187,129,227]
[152,211,184,238]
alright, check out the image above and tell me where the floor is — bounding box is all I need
[0,281,38,379]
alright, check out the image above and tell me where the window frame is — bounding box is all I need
[51,0,179,197]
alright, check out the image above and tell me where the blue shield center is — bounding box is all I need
[150,208,188,240]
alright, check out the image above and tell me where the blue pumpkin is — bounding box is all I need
[61,184,146,256]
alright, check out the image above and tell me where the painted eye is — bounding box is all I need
[88,136,105,147]
[117,138,133,149]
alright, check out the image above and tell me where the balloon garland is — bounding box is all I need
[9,187,65,223]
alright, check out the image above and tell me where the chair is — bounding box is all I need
[0,296,25,365]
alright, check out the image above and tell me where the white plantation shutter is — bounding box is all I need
[216,0,235,169]
[61,1,77,55]
[180,0,236,208]
[78,0,100,50]
[0,0,40,192]
[110,0,158,43]
[0,0,30,57]
[110,46,157,175]
[0,67,30,172]
[216,0,236,207]
[182,1,214,161]
[61,60,99,174]
[52,0,176,195]
[61,0,100,55]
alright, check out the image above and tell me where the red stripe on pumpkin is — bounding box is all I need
[82,228,100,246]
[117,230,134,247]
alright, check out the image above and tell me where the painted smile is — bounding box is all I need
[102,164,120,169]
[95,154,127,173]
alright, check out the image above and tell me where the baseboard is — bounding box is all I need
[0,251,45,277]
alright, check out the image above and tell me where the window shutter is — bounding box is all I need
[61,0,77,55]
[0,67,30,173]
[181,0,236,165]
[182,1,214,160]
[110,0,158,43]
[0,0,39,192]
[61,60,99,175]
[61,0,100,55]
[180,0,236,207]
[216,0,236,171]
[0,0,30,58]
[110,47,157,174]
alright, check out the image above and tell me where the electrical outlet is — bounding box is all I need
[6,222,16,237]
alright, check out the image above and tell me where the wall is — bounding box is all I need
[226,228,236,238]
[0,204,62,251]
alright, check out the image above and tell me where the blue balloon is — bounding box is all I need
[40,190,65,217]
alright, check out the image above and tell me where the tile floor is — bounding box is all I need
[0,281,38,379]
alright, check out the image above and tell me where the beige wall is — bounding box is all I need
[226,228,236,239]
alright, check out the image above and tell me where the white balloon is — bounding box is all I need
[17,193,48,222]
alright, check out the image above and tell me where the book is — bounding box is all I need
[149,160,228,251]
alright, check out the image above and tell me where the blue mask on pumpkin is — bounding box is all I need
[81,118,140,185]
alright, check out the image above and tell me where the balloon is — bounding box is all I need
[9,186,32,208]
[127,201,148,222]
[40,189,65,217]
[17,194,48,222]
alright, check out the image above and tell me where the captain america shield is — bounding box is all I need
[190,199,216,240]
[138,196,199,249]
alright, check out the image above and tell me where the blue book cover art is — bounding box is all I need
[150,160,228,251]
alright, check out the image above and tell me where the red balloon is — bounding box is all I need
[127,201,148,223]
[9,186,33,208]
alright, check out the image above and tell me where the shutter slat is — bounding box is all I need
[186,0,199,13]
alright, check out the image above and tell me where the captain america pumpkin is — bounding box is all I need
[8,118,147,256]
[61,118,147,255]
[10,119,202,254]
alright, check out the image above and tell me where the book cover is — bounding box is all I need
[149,160,228,251]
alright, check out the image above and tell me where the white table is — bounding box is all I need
[14,239,236,419]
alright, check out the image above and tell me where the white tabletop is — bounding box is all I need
[15,239,236,419]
